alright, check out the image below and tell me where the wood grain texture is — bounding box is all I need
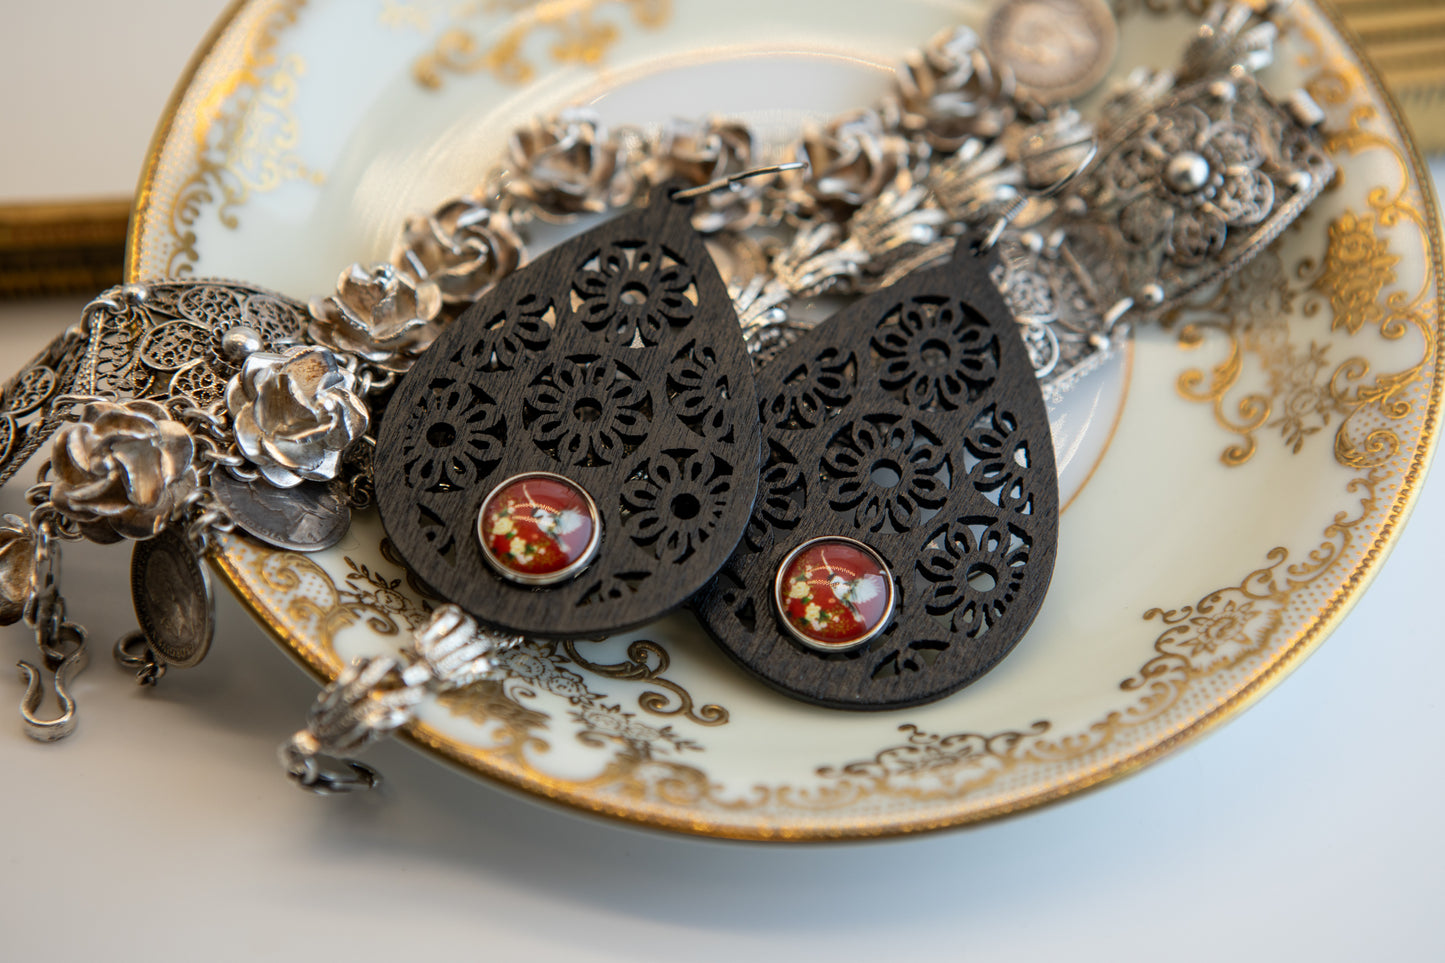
[692,242,1059,710]
[374,195,760,639]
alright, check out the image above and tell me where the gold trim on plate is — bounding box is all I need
[130,0,1445,841]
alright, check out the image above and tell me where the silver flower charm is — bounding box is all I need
[646,118,762,232]
[0,514,36,625]
[226,346,369,489]
[48,400,197,542]
[892,26,1016,151]
[391,200,523,308]
[789,108,915,219]
[308,263,443,373]
[506,109,638,220]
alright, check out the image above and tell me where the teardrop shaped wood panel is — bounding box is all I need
[375,198,760,638]
[692,242,1059,709]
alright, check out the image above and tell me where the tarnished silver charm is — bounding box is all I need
[211,470,351,552]
[130,527,215,672]
[1067,74,1334,314]
[985,0,1117,104]
[992,229,1118,404]
[0,279,307,488]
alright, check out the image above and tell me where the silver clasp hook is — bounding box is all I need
[18,619,88,742]
[976,139,1100,254]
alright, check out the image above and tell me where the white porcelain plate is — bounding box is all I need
[129,0,1442,839]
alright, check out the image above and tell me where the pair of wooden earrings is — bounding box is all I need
[373,185,1057,711]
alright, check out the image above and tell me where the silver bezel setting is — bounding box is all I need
[773,536,897,653]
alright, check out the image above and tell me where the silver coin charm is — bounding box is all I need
[985,0,1117,104]
[130,528,215,670]
[211,470,351,552]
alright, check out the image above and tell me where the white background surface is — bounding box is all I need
[2,4,1442,960]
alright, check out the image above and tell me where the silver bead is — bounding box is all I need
[219,325,264,363]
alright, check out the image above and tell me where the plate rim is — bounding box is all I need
[127,0,1445,841]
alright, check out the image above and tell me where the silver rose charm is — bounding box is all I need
[0,514,35,625]
[647,118,762,232]
[506,108,638,220]
[226,346,369,489]
[48,400,197,542]
[308,263,443,373]
[789,108,916,219]
[391,200,523,308]
[893,26,1016,152]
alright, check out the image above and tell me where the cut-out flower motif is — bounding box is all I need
[962,406,1033,514]
[400,380,504,492]
[761,348,855,430]
[572,241,697,346]
[744,441,807,553]
[823,418,949,533]
[917,517,1029,638]
[524,359,650,466]
[464,294,555,372]
[873,297,1000,410]
[622,452,732,564]
[665,340,733,439]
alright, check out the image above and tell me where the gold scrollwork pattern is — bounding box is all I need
[410,0,671,90]
[562,639,729,726]
[1169,41,1436,468]
[165,0,323,276]
[805,722,1053,805]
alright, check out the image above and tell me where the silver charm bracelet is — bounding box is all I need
[0,1,1331,788]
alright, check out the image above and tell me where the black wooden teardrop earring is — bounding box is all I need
[692,234,1060,710]
[373,180,768,640]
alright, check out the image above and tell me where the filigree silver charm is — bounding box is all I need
[0,280,308,488]
[1066,74,1333,314]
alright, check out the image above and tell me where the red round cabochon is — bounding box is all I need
[479,474,598,581]
[777,538,893,649]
